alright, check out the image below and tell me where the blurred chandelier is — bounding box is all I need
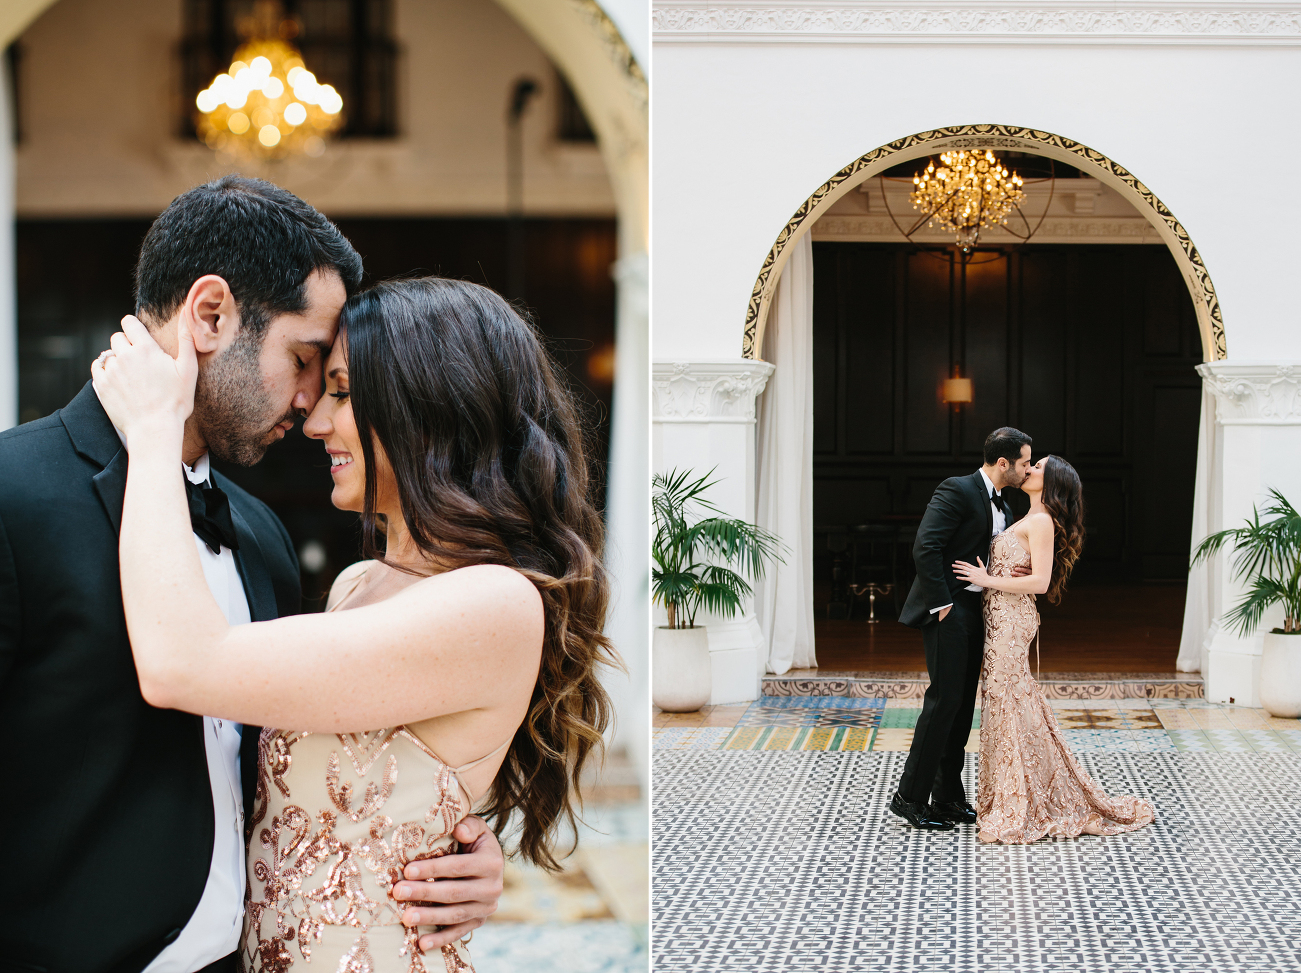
[193,0,343,160]
[910,150,1025,251]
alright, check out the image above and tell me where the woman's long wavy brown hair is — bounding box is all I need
[1040,454,1086,604]
[340,276,617,871]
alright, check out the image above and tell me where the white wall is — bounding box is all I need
[651,34,1300,361]
[14,0,613,216]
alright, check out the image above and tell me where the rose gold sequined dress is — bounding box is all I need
[976,529,1155,844]
[238,726,501,972]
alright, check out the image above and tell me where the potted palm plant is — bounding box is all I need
[1192,489,1301,716]
[652,469,784,712]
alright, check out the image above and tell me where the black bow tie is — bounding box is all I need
[990,489,1009,519]
[184,475,240,555]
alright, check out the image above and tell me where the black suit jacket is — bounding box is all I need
[0,383,301,973]
[898,472,1025,629]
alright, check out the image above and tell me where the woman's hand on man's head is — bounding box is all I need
[90,314,197,448]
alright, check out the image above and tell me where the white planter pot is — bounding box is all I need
[652,625,711,712]
[1258,631,1301,718]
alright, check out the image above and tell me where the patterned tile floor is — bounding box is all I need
[475,755,648,973]
[653,697,1301,972]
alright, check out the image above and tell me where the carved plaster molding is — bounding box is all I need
[653,4,1301,44]
[652,359,777,422]
[1198,361,1301,424]
[812,214,1163,244]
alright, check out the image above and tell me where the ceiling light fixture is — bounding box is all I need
[193,0,343,160]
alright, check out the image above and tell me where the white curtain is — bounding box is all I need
[755,234,816,674]
[1177,384,1217,672]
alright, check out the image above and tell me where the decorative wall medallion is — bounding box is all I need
[1198,362,1301,424]
[739,124,1228,361]
[653,4,1301,42]
[652,360,777,421]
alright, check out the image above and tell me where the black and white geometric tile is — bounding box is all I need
[652,749,1301,972]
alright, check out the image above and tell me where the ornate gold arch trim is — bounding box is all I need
[570,0,647,104]
[742,123,1227,361]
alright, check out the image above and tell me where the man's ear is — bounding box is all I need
[181,275,240,354]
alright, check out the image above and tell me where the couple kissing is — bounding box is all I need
[891,427,1155,843]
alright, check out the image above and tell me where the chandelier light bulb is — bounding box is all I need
[909,148,1027,251]
[193,27,344,159]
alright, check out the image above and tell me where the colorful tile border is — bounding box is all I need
[654,698,1301,753]
[762,672,1205,700]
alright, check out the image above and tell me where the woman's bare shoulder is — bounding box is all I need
[1023,511,1055,531]
[325,559,377,611]
[422,563,543,608]
[407,564,545,643]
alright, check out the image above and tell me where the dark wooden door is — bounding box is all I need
[812,242,1203,583]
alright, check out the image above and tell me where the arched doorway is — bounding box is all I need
[752,125,1217,686]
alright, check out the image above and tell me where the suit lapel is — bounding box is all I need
[227,498,279,623]
[972,472,992,540]
[92,448,129,536]
[60,382,131,534]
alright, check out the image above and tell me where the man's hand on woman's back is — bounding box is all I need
[392,814,506,951]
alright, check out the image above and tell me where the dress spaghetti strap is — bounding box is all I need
[448,737,514,805]
[327,562,371,613]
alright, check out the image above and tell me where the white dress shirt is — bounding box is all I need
[929,468,1008,615]
[143,453,252,972]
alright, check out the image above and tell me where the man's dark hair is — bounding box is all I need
[984,426,1032,466]
[134,175,363,338]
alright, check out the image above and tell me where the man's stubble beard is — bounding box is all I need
[193,329,295,467]
[996,465,1029,492]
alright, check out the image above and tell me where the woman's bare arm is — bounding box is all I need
[952,513,1054,595]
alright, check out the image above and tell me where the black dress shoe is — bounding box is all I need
[889,792,955,831]
[931,800,978,825]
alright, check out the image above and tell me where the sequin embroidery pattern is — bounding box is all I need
[239,727,476,972]
[976,529,1156,844]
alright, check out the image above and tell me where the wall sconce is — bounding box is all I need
[942,375,974,410]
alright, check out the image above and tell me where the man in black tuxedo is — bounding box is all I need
[0,177,504,973]
[889,427,1033,831]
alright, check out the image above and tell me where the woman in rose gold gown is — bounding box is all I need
[954,455,1155,845]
